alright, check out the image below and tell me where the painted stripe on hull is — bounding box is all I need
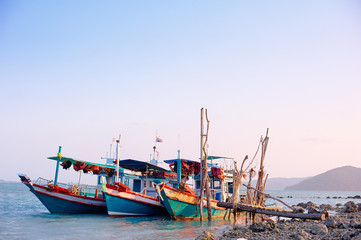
[25,183,106,214]
[108,211,148,217]
[104,190,168,217]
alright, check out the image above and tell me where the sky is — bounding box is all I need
[1,1,361,184]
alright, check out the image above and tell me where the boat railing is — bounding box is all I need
[34,177,102,197]
[34,177,54,186]
[78,185,101,197]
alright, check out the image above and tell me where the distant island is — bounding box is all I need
[285,166,361,191]
[244,166,361,191]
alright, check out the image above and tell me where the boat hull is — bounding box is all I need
[104,185,168,217]
[19,175,107,214]
[156,182,226,220]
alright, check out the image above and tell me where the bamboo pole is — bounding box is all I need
[242,184,294,210]
[217,202,325,221]
[245,168,255,205]
[199,108,204,221]
[254,129,269,206]
[203,109,212,221]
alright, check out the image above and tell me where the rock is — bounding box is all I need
[347,195,361,199]
[310,224,328,235]
[289,229,311,240]
[306,201,317,208]
[195,231,217,240]
[289,234,305,240]
[323,217,337,228]
[230,230,239,237]
[306,206,319,214]
[337,222,347,229]
[320,204,333,211]
[358,203,361,211]
[297,202,308,208]
[344,201,358,213]
[299,229,311,239]
[341,230,361,240]
[330,231,343,239]
[352,232,361,240]
[348,220,361,229]
[293,206,305,213]
[249,222,267,232]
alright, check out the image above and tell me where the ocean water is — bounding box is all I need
[1,182,361,240]
[0,182,233,240]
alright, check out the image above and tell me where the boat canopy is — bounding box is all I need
[48,156,116,170]
[163,159,196,164]
[118,159,169,172]
[207,156,234,160]
[164,159,220,168]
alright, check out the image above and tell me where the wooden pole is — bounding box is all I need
[217,202,325,221]
[199,108,204,221]
[203,109,212,221]
[242,184,294,210]
[255,129,269,206]
[245,168,255,205]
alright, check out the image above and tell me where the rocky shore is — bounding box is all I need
[196,201,361,240]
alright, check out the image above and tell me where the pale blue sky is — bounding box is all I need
[1,1,361,183]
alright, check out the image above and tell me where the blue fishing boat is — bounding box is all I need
[18,146,118,214]
[104,159,178,217]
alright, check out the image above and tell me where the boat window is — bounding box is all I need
[196,180,201,189]
[124,178,129,187]
[133,179,141,193]
[213,180,221,189]
[149,181,154,187]
[228,182,233,194]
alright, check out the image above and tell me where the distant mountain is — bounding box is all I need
[239,177,309,191]
[285,166,361,191]
[264,177,309,190]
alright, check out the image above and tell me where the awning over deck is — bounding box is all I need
[118,159,169,172]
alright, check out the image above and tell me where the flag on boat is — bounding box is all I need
[156,137,163,142]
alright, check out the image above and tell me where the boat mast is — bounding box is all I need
[176,149,181,188]
[54,146,62,186]
[115,134,121,183]
[199,108,204,221]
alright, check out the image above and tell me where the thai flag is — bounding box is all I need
[156,137,163,142]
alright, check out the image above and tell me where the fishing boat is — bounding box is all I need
[153,109,238,220]
[104,159,178,217]
[18,146,118,214]
[154,157,233,220]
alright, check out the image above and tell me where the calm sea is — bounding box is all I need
[1,182,361,240]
